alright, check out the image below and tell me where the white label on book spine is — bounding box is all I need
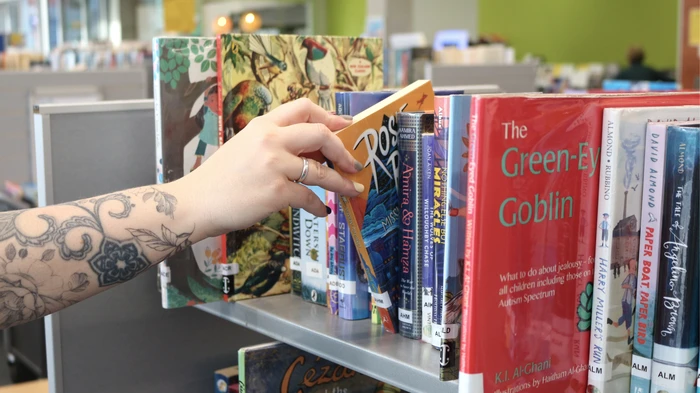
[291,257,302,272]
[651,361,696,389]
[159,265,171,286]
[631,355,651,379]
[337,279,356,295]
[220,263,239,275]
[436,323,459,340]
[305,261,323,279]
[371,291,391,308]
[327,274,339,290]
[398,308,412,323]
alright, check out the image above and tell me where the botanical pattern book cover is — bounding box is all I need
[153,36,227,308]
[216,33,384,302]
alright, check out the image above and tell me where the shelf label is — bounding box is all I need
[291,257,302,272]
[305,261,323,279]
[371,291,392,308]
[399,308,412,323]
[220,263,239,275]
[436,324,459,340]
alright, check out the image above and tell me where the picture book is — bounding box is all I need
[237,341,407,392]
[458,92,700,393]
[152,36,227,308]
[300,186,328,306]
[650,124,699,393]
[439,94,471,381]
[630,118,700,393]
[332,79,435,334]
[216,33,384,302]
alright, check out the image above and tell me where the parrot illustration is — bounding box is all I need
[233,251,287,297]
[300,37,336,111]
[222,80,273,140]
[248,35,287,83]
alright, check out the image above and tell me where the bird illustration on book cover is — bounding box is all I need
[217,33,384,301]
[153,37,227,308]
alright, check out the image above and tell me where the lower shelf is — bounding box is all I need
[196,294,459,393]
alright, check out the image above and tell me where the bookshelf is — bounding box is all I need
[197,296,459,393]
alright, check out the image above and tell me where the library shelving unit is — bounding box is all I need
[198,296,459,393]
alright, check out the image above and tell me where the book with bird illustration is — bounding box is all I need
[215,33,384,302]
[152,36,227,308]
[332,80,435,334]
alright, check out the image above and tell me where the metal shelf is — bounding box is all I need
[197,295,458,393]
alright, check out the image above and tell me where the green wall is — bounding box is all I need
[325,0,367,36]
[479,0,678,68]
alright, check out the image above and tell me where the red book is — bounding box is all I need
[459,92,700,393]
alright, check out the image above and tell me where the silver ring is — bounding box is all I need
[296,157,309,183]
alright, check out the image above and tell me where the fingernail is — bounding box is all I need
[326,205,332,215]
[354,160,363,171]
[339,114,353,121]
[353,181,365,193]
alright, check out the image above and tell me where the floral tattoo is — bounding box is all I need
[0,187,190,329]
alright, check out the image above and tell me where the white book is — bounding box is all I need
[587,106,700,393]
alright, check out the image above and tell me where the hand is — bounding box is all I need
[176,98,364,238]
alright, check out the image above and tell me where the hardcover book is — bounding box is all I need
[237,342,406,392]
[588,106,700,393]
[333,79,435,333]
[216,33,384,301]
[458,92,700,393]
[650,124,699,393]
[152,36,227,308]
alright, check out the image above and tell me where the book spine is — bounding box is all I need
[458,96,482,392]
[440,95,468,381]
[291,207,302,296]
[337,204,370,320]
[216,35,224,147]
[587,110,621,391]
[422,133,435,343]
[152,38,171,310]
[397,112,424,339]
[301,186,329,306]
[238,349,246,393]
[650,126,700,393]
[631,123,669,393]
[327,191,339,314]
[432,96,450,347]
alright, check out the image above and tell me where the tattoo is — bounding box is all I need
[0,187,190,328]
[129,187,177,219]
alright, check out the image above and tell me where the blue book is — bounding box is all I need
[397,111,432,339]
[438,94,470,380]
[421,133,435,343]
[650,125,700,393]
[300,186,328,306]
[337,203,370,320]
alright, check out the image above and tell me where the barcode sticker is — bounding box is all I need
[371,291,392,308]
[291,257,302,272]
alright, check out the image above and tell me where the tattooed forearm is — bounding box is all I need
[0,183,197,329]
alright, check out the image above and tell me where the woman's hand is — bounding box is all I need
[176,98,365,238]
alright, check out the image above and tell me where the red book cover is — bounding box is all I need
[458,92,700,393]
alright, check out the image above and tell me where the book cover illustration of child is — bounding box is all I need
[607,258,637,345]
[599,213,609,248]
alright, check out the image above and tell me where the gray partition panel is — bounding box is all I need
[425,63,538,93]
[34,101,268,393]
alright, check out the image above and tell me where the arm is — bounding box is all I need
[0,98,362,329]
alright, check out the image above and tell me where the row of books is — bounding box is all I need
[214,341,407,393]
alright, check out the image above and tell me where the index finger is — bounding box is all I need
[265,98,352,130]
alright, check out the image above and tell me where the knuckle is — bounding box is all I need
[258,129,279,150]
[271,178,287,195]
[312,159,328,181]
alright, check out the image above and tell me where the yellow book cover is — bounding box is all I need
[332,80,434,333]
